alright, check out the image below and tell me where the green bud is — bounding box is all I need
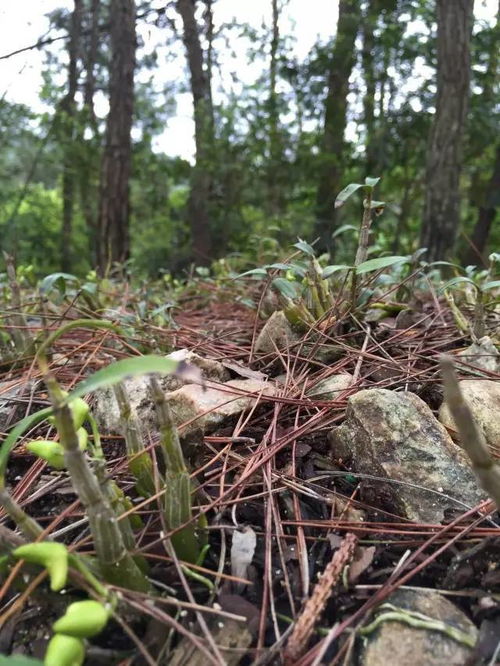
[53,600,110,638]
[47,392,89,430]
[76,428,88,451]
[44,634,84,666]
[13,542,68,591]
[26,440,65,469]
[69,398,89,430]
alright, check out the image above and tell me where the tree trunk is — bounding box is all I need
[462,143,500,266]
[461,1,499,266]
[315,0,360,252]
[420,0,473,262]
[97,0,136,274]
[361,0,377,177]
[267,0,282,217]
[60,0,83,271]
[84,0,100,130]
[80,0,100,265]
[177,0,214,265]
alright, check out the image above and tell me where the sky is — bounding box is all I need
[0,0,496,161]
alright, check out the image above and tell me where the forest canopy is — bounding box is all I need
[0,0,498,277]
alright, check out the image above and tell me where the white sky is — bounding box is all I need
[0,0,496,161]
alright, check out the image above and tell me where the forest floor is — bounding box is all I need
[0,273,499,665]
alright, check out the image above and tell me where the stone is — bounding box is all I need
[306,373,353,400]
[329,389,485,523]
[457,336,500,374]
[359,589,477,666]
[167,378,276,435]
[94,350,230,435]
[439,379,500,452]
[254,311,299,355]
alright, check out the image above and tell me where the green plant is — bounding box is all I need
[441,253,500,338]
[11,540,113,665]
[0,322,207,592]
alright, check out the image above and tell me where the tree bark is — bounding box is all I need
[177,0,214,265]
[420,0,474,262]
[80,0,100,265]
[97,0,136,274]
[267,0,282,217]
[462,143,500,266]
[60,0,83,271]
[361,0,377,177]
[84,0,100,129]
[314,0,360,252]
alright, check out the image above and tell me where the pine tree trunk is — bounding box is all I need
[97,0,136,274]
[177,0,214,265]
[463,143,500,266]
[420,0,473,261]
[60,0,83,272]
[267,0,282,218]
[361,0,377,177]
[315,0,360,252]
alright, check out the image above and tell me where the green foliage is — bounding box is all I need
[0,657,44,666]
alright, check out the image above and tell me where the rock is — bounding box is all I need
[306,373,353,400]
[439,379,500,451]
[94,350,230,435]
[457,336,500,374]
[167,378,276,435]
[254,311,299,355]
[329,389,485,523]
[359,589,477,666]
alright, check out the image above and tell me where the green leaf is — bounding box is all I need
[482,280,500,291]
[423,260,463,270]
[331,224,357,239]
[0,356,181,481]
[293,239,315,257]
[67,356,179,402]
[322,265,352,279]
[370,200,386,209]
[39,272,78,295]
[356,256,409,274]
[334,183,364,208]
[441,277,477,292]
[286,263,308,278]
[364,176,380,188]
[235,267,268,279]
[271,277,300,300]
[0,657,44,666]
[267,263,294,271]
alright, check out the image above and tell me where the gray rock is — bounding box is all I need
[329,389,485,523]
[254,311,299,355]
[359,589,477,666]
[167,378,276,435]
[306,373,353,400]
[457,336,500,374]
[439,379,500,451]
[94,350,230,435]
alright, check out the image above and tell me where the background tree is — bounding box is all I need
[177,0,214,265]
[315,0,360,251]
[97,0,136,273]
[420,0,474,261]
[59,0,83,271]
